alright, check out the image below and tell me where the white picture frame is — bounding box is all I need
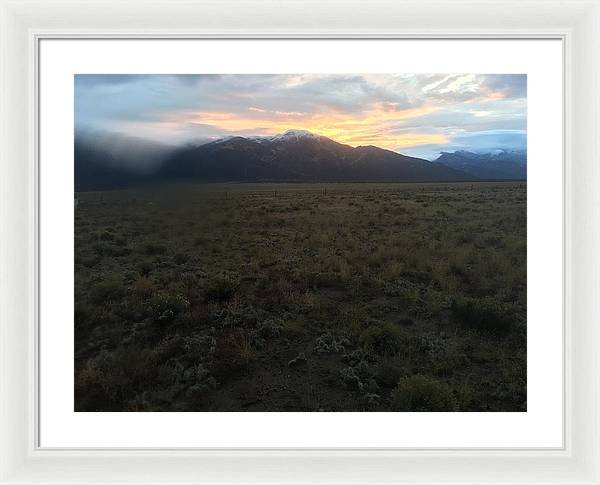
[1,0,598,483]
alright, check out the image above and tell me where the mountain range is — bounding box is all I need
[433,149,526,180]
[75,129,526,191]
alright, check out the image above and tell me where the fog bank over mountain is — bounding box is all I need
[75,129,178,174]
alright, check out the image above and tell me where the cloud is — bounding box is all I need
[402,129,526,160]
[75,73,527,158]
[450,129,527,151]
[481,74,527,99]
[75,74,154,86]
[414,73,527,103]
[75,127,177,173]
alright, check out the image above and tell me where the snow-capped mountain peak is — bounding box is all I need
[268,129,321,142]
[206,129,322,146]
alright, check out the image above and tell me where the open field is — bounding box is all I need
[74,181,526,411]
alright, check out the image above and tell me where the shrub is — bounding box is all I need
[173,252,189,264]
[132,277,155,298]
[449,261,467,277]
[314,333,350,353]
[74,302,94,326]
[193,236,206,247]
[339,366,363,391]
[390,375,457,411]
[79,253,101,268]
[114,236,127,247]
[255,319,283,339]
[339,358,370,392]
[78,347,159,408]
[205,274,239,302]
[156,335,212,361]
[184,363,218,405]
[89,275,125,304]
[211,331,256,382]
[138,260,154,276]
[99,230,115,241]
[150,292,190,323]
[310,271,344,289]
[144,242,167,255]
[280,319,308,339]
[359,322,404,356]
[372,362,403,389]
[452,296,514,335]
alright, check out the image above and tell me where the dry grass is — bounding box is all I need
[74,182,526,412]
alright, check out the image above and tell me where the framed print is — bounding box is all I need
[40,38,562,449]
[1,0,599,484]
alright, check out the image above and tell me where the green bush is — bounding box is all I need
[452,296,514,335]
[390,375,457,411]
[359,322,404,356]
[150,292,190,323]
[372,362,403,389]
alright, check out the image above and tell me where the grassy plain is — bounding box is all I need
[74,182,526,411]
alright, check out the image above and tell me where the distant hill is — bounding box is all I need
[75,129,478,190]
[434,149,526,180]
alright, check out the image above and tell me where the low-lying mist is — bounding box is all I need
[75,129,179,175]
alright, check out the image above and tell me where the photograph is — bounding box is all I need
[73,73,527,412]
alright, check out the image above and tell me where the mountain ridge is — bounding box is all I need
[157,130,473,184]
[74,129,509,191]
[434,149,526,180]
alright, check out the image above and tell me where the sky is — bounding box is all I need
[75,73,526,160]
